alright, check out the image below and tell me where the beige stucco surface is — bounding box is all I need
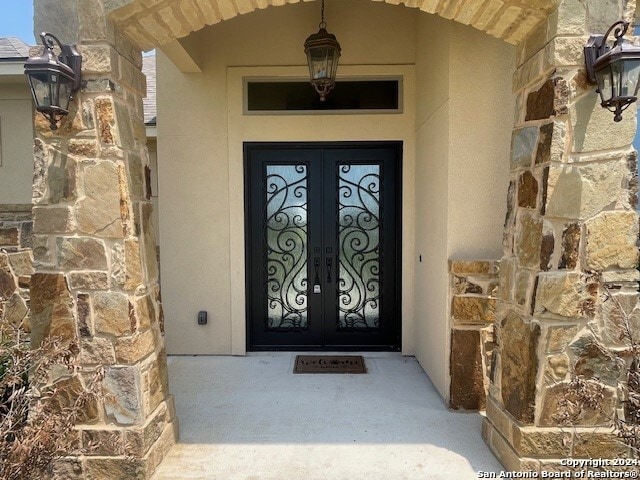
[155,1,514,396]
[414,17,514,398]
[0,83,34,204]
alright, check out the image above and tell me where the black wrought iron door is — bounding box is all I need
[245,142,401,350]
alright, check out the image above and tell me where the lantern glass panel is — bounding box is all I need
[57,76,73,111]
[27,71,54,108]
[622,59,640,97]
[596,65,614,103]
[309,47,332,80]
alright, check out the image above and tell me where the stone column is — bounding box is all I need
[484,0,639,471]
[31,1,176,478]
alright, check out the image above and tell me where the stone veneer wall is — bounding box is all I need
[29,2,178,478]
[449,260,499,410]
[0,204,33,330]
[483,0,640,471]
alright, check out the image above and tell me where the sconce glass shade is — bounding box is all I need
[24,33,81,130]
[304,27,341,101]
[593,41,640,121]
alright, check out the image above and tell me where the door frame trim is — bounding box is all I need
[243,141,403,352]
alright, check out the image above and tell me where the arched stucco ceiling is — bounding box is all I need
[107,0,560,51]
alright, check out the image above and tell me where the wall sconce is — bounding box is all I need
[585,21,640,122]
[24,32,82,130]
[304,0,341,102]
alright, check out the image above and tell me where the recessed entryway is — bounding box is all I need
[245,142,402,351]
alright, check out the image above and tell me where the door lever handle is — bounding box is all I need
[326,257,333,283]
[313,257,321,285]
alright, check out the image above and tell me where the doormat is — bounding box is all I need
[293,355,366,374]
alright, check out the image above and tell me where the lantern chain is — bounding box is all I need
[320,0,326,29]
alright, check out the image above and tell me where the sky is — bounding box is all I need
[0,2,35,45]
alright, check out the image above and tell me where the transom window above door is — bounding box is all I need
[244,78,402,114]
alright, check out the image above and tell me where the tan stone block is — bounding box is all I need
[138,12,174,46]
[545,353,570,381]
[115,328,155,363]
[571,94,636,153]
[135,294,156,330]
[512,427,571,457]
[79,44,116,74]
[49,376,100,424]
[557,0,587,35]
[104,366,143,425]
[68,271,110,290]
[125,238,143,290]
[452,296,495,325]
[448,260,495,275]
[514,270,533,307]
[0,227,19,247]
[513,50,544,93]
[516,212,543,269]
[49,458,84,480]
[57,237,108,270]
[545,324,579,353]
[4,293,28,326]
[487,6,525,39]
[453,0,485,24]
[474,0,503,30]
[193,0,221,24]
[450,328,485,410]
[486,419,535,472]
[141,203,159,281]
[68,139,98,157]
[498,257,516,302]
[550,36,589,67]
[81,429,124,456]
[585,211,639,271]
[544,161,627,220]
[79,337,117,365]
[573,431,630,458]
[30,273,77,347]
[8,251,34,276]
[84,457,147,480]
[94,291,132,336]
[32,206,74,234]
[157,5,191,38]
[144,351,169,414]
[485,394,514,444]
[95,97,115,144]
[539,382,616,427]
[535,272,593,317]
[180,0,207,29]
[77,162,124,238]
[145,414,179,472]
[501,312,540,424]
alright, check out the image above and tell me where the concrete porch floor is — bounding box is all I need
[151,353,503,480]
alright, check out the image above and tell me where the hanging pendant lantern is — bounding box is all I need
[304,0,341,101]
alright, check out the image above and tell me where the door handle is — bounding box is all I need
[326,257,333,283]
[313,257,321,293]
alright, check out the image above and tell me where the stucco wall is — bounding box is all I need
[415,14,452,398]
[157,0,514,374]
[157,1,420,355]
[0,84,35,204]
[414,18,514,397]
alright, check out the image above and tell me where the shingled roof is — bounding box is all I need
[0,37,29,59]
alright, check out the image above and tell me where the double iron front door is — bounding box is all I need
[245,143,401,350]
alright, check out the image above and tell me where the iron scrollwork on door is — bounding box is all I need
[264,164,309,331]
[337,163,382,330]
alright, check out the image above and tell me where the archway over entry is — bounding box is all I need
[28,0,639,477]
[106,0,560,50]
